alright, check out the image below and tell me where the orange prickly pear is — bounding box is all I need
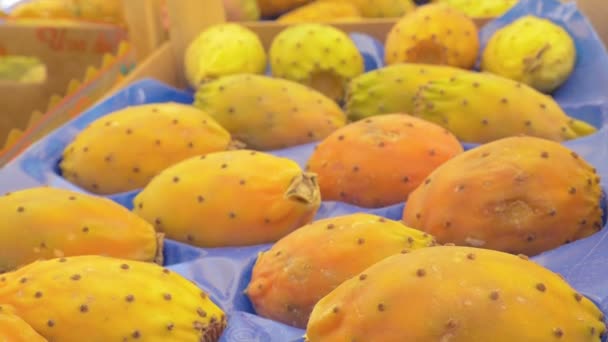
[0,187,161,273]
[60,102,234,195]
[307,114,463,208]
[305,246,607,341]
[193,74,347,150]
[385,4,479,69]
[245,213,436,328]
[403,136,603,256]
[133,150,321,247]
[0,255,226,342]
[320,0,416,18]
[0,306,47,342]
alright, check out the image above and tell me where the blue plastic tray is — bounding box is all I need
[2,0,608,340]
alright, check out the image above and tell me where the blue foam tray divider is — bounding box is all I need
[2,0,608,340]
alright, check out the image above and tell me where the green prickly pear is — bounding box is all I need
[0,187,161,273]
[193,74,347,150]
[269,23,364,102]
[305,246,606,341]
[412,71,596,142]
[0,255,226,341]
[0,306,47,342]
[184,23,267,89]
[133,150,321,247]
[245,213,436,328]
[60,102,234,195]
[345,63,466,121]
[403,136,603,256]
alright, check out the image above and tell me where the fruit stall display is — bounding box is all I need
[1,0,608,341]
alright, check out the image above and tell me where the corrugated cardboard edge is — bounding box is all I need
[0,40,132,164]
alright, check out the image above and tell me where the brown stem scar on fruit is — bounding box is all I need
[285,173,320,204]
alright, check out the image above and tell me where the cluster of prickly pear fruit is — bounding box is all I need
[412,70,596,143]
[269,23,364,102]
[305,245,607,341]
[60,102,234,195]
[194,74,346,150]
[277,1,361,23]
[0,186,161,272]
[0,255,226,341]
[385,4,480,69]
[184,23,267,89]
[403,136,603,256]
[246,213,436,328]
[307,114,463,208]
[482,15,577,93]
[133,150,321,247]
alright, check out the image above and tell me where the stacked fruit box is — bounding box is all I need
[1,0,608,341]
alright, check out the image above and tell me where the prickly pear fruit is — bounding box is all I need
[481,16,577,93]
[385,4,479,69]
[307,114,463,208]
[403,136,603,256]
[270,23,364,102]
[431,0,517,17]
[0,306,47,342]
[224,0,261,21]
[60,102,233,195]
[0,187,161,272]
[277,1,361,23]
[0,255,226,342]
[133,150,321,247]
[184,23,266,89]
[256,0,311,17]
[246,213,436,328]
[413,71,597,142]
[345,63,465,121]
[305,246,607,341]
[193,74,347,150]
[320,0,416,18]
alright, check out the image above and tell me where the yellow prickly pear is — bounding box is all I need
[431,0,517,17]
[385,4,479,69]
[277,1,361,23]
[345,63,466,121]
[0,255,226,341]
[184,23,266,89]
[307,114,463,208]
[305,246,607,341]
[245,213,436,328]
[403,136,603,256]
[133,150,321,247]
[482,15,577,93]
[60,102,233,195]
[0,306,47,342]
[193,74,347,150]
[0,187,161,272]
[269,23,364,102]
[413,71,596,142]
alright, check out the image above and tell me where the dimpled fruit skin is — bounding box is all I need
[246,213,436,328]
[385,4,479,69]
[321,0,416,17]
[481,15,577,93]
[0,306,47,342]
[270,23,364,102]
[345,63,466,121]
[133,150,321,247]
[184,23,266,88]
[60,102,232,195]
[193,74,347,150]
[403,136,603,256]
[432,0,517,17]
[307,114,463,208]
[413,71,597,143]
[0,187,160,272]
[257,0,311,16]
[305,246,606,342]
[277,1,361,23]
[0,255,226,342]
